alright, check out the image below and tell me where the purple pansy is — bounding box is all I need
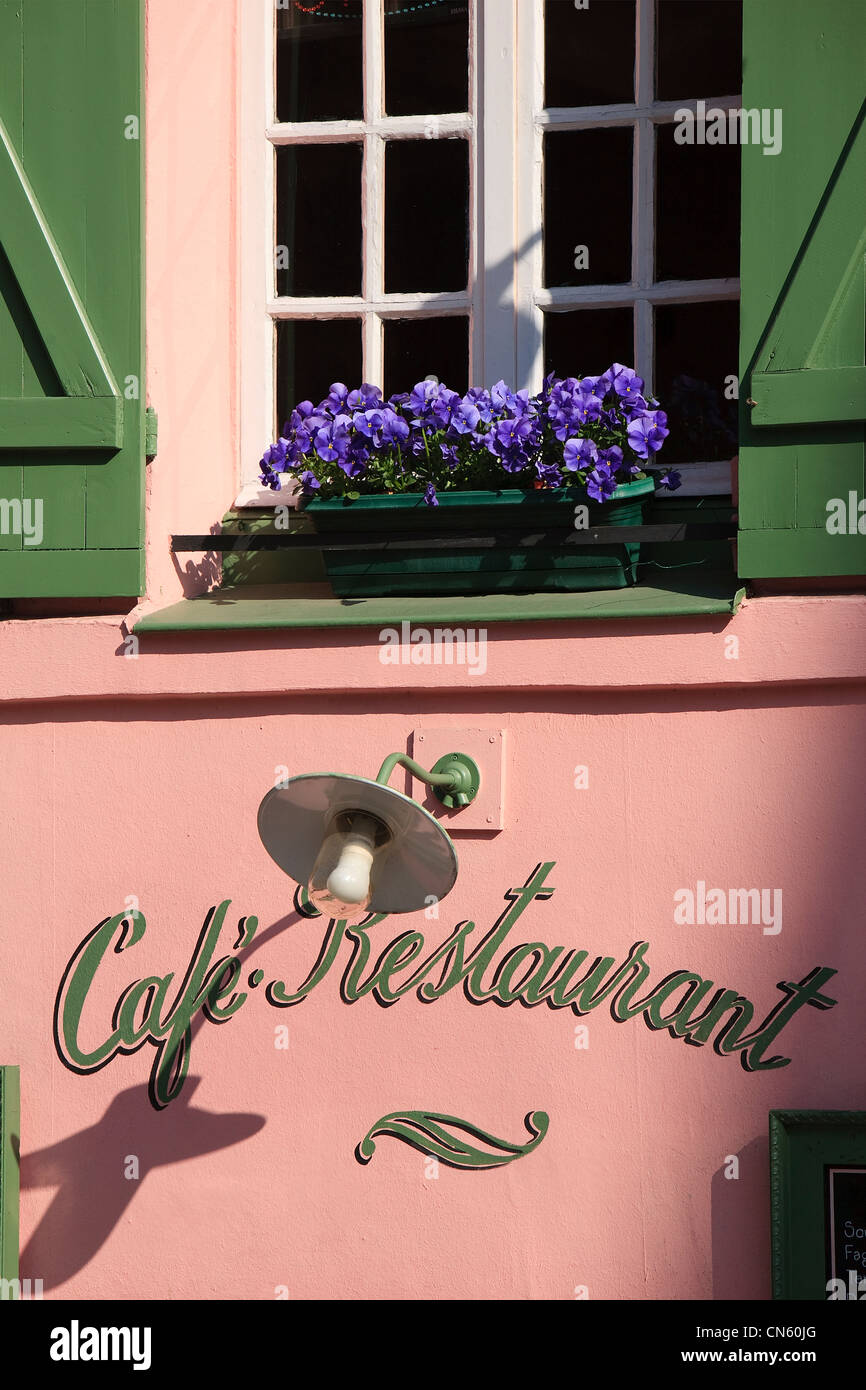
[656,469,682,491]
[585,463,617,503]
[563,436,599,472]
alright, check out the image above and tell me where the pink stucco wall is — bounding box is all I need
[0,0,863,1301]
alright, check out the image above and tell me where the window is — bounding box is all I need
[240,0,742,488]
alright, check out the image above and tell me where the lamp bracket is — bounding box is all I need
[375,750,480,811]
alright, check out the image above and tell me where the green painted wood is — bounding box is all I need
[0,546,141,597]
[0,113,118,398]
[751,367,866,427]
[0,1066,20,1295]
[738,0,866,580]
[0,0,145,597]
[145,406,158,458]
[134,574,745,632]
[770,1111,866,1300]
[0,397,123,448]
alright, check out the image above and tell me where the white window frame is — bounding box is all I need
[516,0,741,396]
[238,0,740,501]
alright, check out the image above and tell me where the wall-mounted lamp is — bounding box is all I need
[258,751,480,924]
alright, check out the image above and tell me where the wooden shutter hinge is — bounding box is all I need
[145,407,158,460]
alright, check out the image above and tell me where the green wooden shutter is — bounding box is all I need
[0,0,144,598]
[0,1066,19,1297]
[738,0,866,580]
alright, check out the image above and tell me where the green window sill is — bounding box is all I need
[133,573,744,633]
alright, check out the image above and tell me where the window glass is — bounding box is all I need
[385,0,469,116]
[543,307,634,379]
[544,128,633,287]
[383,316,469,396]
[656,0,742,101]
[385,139,470,293]
[276,144,363,297]
[654,300,739,463]
[545,0,636,107]
[276,319,363,424]
[656,126,740,281]
[276,2,363,123]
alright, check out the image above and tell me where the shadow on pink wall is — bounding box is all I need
[19,1078,265,1291]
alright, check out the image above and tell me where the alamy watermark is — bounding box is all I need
[826,493,866,535]
[1,1277,43,1299]
[0,497,43,546]
[674,101,782,156]
[378,621,488,676]
[674,881,783,936]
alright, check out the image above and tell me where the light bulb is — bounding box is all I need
[307,811,388,923]
[327,828,375,905]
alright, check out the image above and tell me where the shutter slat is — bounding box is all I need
[751,367,866,426]
[0,397,123,448]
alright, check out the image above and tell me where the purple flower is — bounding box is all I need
[353,409,385,440]
[563,436,599,472]
[598,445,623,471]
[466,387,494,422]
[571,391,602,426]
[657,469,682,491]
[338,452,368,479]
[424,482,439,507]
[579,372,612,402]
[451,395,481,434]
[381,409,409,445]
[627,414,668,459]
[493,415,534,452]
[315,418,350,462]
[439,441,459,467]
[585,463,617,503]
[609,363,645,401]
[299,470,321,492]
[325,383,349,412]
[347,383,382,411]
[262,437,289,470]
[259,460,282,491]
[535,461,564,488]
[408,379,440,421]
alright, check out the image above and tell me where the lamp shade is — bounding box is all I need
[257,773,458,914]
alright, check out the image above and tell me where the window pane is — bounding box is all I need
[544,128,632,287]
[543,307,634,379]
[385,0,469,117]
[654,301,739,464]
[545,0,636,108]
[656,1,742,102]
[276,145,363,297]
[276,319,363,425]
[655,125,740,281]
[383,317,469,396]
[276,2,363,123]
[385,140,469,293]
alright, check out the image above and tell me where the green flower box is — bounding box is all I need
[306,477,655,597]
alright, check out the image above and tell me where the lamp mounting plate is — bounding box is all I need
[430,752,480,810]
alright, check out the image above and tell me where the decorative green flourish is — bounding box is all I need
[355,1109,549,1170]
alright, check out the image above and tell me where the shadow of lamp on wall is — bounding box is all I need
[257,751,481,925]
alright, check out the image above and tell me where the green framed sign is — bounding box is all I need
[770,1110,866,1300]
[0,1066,20,1297]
